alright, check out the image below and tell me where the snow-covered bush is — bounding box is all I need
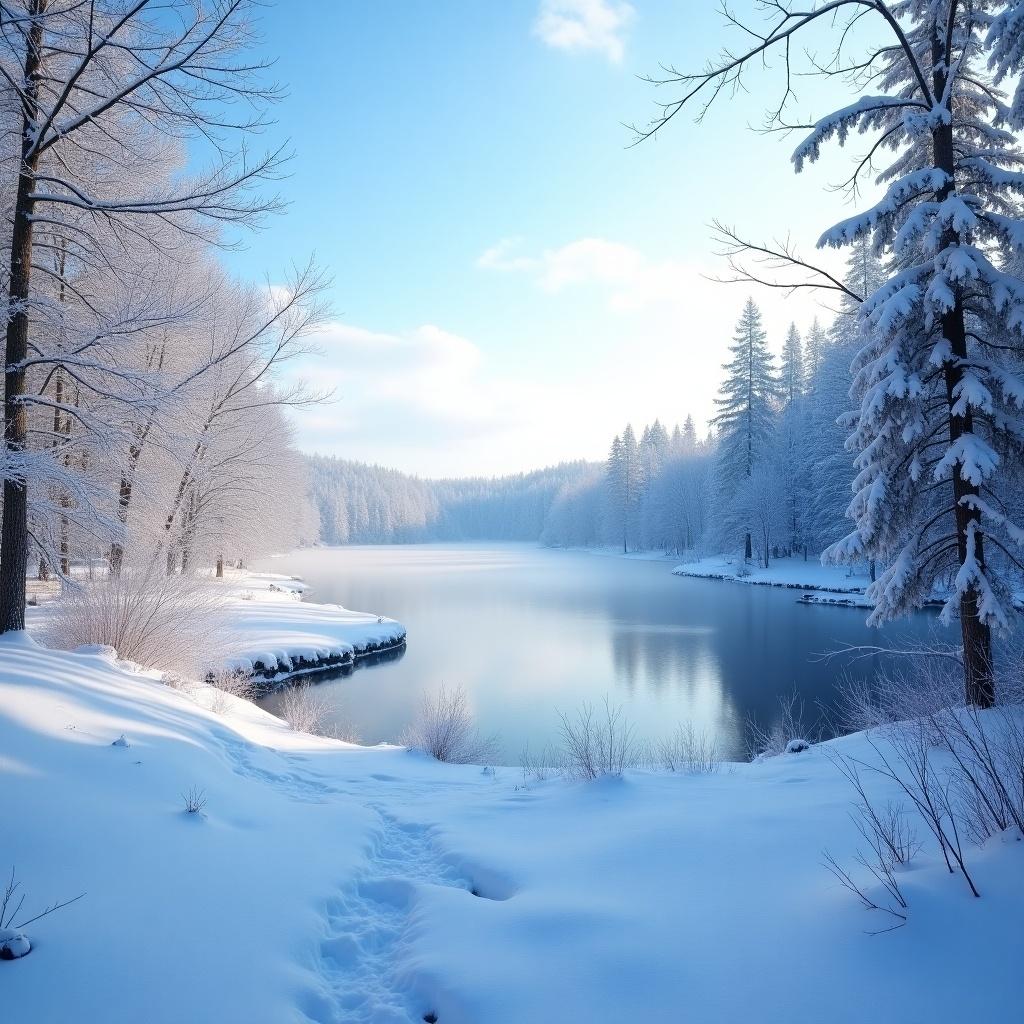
[402,684,499,764]
[655,722,719,774]
[746,693,816,760]
[557,697,639,781]
[43,567,228,677]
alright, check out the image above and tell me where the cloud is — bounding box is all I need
[476,237,539,272]
[479,235,690,313]
[282,238,837,477]
[282,321,508,459]
[533,0,635,63]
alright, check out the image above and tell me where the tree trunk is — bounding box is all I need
[0,5,45,634]
[216,555,224,578]
[932,42,995,708]
[744,531,752,562]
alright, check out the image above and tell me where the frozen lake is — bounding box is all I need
[254,543,940,761]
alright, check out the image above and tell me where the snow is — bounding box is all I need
[0,928,31,959]
[208,569,406,681]
[672,553,873,598]
[2,632,1021,1022]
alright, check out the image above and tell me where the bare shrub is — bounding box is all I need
[181,786,207,815]
[43,565,229,676]
[926,704,1024,845]
[557,697,639,781]
[833,653,963,736]
[853,724,981,897]
[520,741,561,783]
[655,722,719,774]
[163,671,199,697]
[746,692,817,760]
[277,683,335,736]
[1,867,84,959]
[822,848,908,934]
[827,753,921,867]
[207,669,257,715]
[402,684,500,764]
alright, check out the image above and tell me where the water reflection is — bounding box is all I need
[253,543,940,763]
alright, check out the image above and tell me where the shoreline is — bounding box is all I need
[217,568,407,686]
[670,554,874,603]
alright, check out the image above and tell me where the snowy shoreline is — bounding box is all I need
[2,632,1020,1023]
[671,554,874,603]
[216,569,407,684]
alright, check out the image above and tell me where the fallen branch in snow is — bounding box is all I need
[1,867,85,960]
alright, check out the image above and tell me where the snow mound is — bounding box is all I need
[0,928,30,959]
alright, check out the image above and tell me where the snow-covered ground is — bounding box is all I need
[673,553,874,604]
[1,633,1019,1023]
[216,569,406,681]
[25,568,407,684]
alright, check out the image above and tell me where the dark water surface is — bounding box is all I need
[254,543,940,761]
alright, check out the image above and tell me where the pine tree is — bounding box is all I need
[804,318,827,382]
[780,324,804,404]
[712,299,780,560]
[681,415,697,453]
[642,1,1024,706]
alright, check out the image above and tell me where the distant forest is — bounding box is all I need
[306,458,600,545]
[308,247,883,560]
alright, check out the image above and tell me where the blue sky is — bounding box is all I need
[224,1,876,476]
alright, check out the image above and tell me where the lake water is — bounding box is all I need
[254,543,941,762]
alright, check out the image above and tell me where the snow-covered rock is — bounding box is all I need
[0,928,30,959]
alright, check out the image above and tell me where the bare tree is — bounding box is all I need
[0,0,286,632]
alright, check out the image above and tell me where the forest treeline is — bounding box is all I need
[309,246,888,562]
[0,1,321,620]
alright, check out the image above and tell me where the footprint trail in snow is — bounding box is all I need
[306,808,470,1024]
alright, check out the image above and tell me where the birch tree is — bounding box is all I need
[0,0,283,632]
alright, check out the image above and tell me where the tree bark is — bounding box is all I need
[0,4,45,634]
[932,36,994,708]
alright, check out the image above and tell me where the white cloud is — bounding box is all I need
[283,321,506,457]
[284,238,836,477]
[479,235,691,313]
[533,0,635,64]
[476,237,539,272]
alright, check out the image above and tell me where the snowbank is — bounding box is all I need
[218,569,406,681]
[1,633,1019,1023]
[673,553,873,598]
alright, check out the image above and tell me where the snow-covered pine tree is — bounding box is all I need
[712,298,780,561]
[780,324,805,405]
[681,415,698,453]
[804,318,827,382]
[640,1,1024,706]
[805,244,888,562]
